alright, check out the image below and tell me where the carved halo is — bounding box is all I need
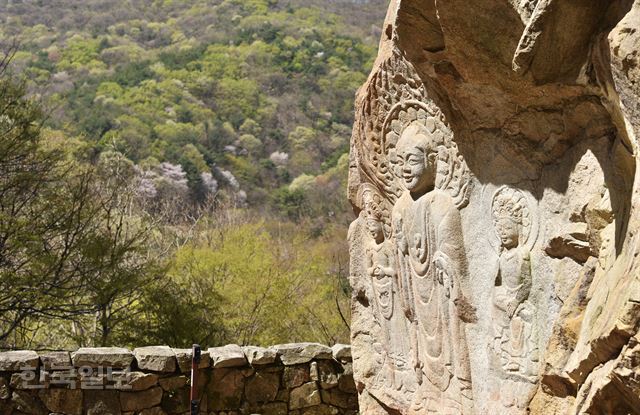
[490,185,539,250]
[381,100,471,208]
[352,50,429,205]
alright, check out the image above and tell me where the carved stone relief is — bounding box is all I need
[349,50,475,414]
[489,185,539,383]
[348,1,640,413]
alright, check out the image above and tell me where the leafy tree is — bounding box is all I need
[111,60,154,87]
[163,220,349,346]
[0,61,163,347]
[272,187,306,220]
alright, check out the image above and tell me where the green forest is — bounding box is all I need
[0,0,386,349]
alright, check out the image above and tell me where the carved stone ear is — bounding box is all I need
[427,152,437,165]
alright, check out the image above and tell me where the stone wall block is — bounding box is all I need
[38,388,82,415]
[337,372,356,394]
[243,346,277,366]
[283,364,310,389]
[120,386,163,412]
[158,375,187,391]
[39,352,71,370]
[116,372,158,391]
[71,348,134,369]
[208,345,247,369]
[255,401,288,414]
[173,348,210,373]
[10,371,45,390]
[290,403,341,414]
[12,390,47,415]
[48,369,79,388]
[240,367,255,378]
[244,370,279,404]
[315,361,339,389]
[0,351,39,371]
[207,368,245,411]
[133,346,177,373]
[83,390,121,415]
[160,387,189,414]
[330,344,351,362]
[274,343,332,365]
[0,377,10,400]
[320,388,358,409]
[275,387,290,402]
[289,381,321,410]
[139,406,167,415]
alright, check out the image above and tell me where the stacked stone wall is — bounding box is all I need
[0,343,357,415]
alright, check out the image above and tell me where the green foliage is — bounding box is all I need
[215,78,262,127]
[0,68,163,347]
[2,0,379,212]
[122,276,225,348]
[111,61,154,87]
[163,220,349,346]
[273,187,306,219]
[0,0,384,348]
[57,34,107,72]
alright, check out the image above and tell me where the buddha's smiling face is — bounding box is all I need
[396,125,437,196]
[398,145,428,192]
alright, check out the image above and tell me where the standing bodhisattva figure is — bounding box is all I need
[490,186,539,382]
[391,122,474,414]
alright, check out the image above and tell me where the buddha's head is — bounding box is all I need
[395,122,438,197]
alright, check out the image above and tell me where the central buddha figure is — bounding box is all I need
[391,121,473,413]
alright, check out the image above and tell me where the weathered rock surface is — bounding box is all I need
[207,368,245,411]
[133,346,177,373]
[71,348,134,369]
[139,407,166,415]
[39,351,71,370]
[274,343,333,365]
[243,345,277,365]
[289,381,321,410]
[0,350,39,370]
[330,344,351,361]
[208,344,247,368]
[119,372,159,391]
[38,388,82,415]
[0,378,9,400]
[120,386,163,412]
[244,370,280,403]
[311,361,339,389]
[173,348,211,373]
[83,390,121,415]
[283,364,311,389]
[348,0,640,413]
[158,375,187,391]
[12,390,47,415]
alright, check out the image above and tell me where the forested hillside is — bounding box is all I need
[0,0,386,349]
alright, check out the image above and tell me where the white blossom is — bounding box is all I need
[269,151,289,166]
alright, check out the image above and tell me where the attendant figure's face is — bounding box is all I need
[496,217,519,249]
[396,125,436,196]
[364,200,384,243]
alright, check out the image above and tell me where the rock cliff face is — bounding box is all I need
[347,1,640,414]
